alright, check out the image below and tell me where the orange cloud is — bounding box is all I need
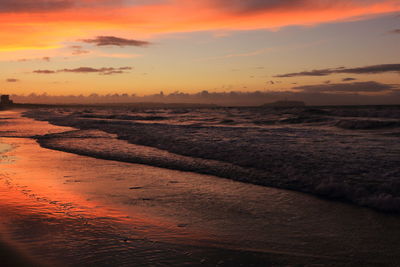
[0,0,399,51]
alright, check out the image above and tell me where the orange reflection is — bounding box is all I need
[0,135,211,246]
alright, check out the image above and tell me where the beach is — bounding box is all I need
[2,1,400,265]
[0,109,400,266]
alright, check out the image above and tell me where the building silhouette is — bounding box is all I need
[1,95,13,105]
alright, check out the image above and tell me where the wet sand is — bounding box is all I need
[0,110,400,266]
[0,241,42,267]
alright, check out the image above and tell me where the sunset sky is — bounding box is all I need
[0,0,399,98]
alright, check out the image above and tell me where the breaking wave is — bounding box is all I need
[24,105,400,212]
[335,119,400,130]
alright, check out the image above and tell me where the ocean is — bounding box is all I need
[24,105,400,212]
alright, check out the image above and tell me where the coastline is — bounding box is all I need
[1,110,400,266]
[24,106,400,213]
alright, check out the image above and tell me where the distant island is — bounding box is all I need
[261,100,306,107]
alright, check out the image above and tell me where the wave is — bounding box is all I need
[37,130,263,185]
[24,106,400,212]
[335,119,400,130]
[37,129,400,213]
[80,114,168,121]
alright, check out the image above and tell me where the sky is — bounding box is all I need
[0,0,399,104]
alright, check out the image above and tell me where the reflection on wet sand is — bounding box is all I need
[0,138,339,267]
[0,110,400,266]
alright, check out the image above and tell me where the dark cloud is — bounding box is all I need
[293,81,397,93]
[275,64,400,77]
[0,0,73,13]
[389,29,400,34]
[33,67,133,75]
[211,0,382,14]
[81,36,151,47]
[275,68,341,77]
[0,0,126,13]
[342,77,357,82]
[213,0,307,13]
[343,64,400,74]
[6,78,19,82]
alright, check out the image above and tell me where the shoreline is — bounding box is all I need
[24,106,400,213]
[0,137,359,266]
[35,129,400,215]
[1,110,400,266]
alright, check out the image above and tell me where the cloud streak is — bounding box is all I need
[342,77,357,82]
[18,57,51,62]
[81,36,151,47]
[6,78,19,82]
[275,64,400,77]
[70,45,90,55]
[33,70,57,74]
[33,66,133,75]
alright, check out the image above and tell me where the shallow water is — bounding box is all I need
[0,110,400,266]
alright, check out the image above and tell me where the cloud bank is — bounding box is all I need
[10,87,400,106]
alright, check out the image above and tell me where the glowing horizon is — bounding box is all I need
[0,0,399,103]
